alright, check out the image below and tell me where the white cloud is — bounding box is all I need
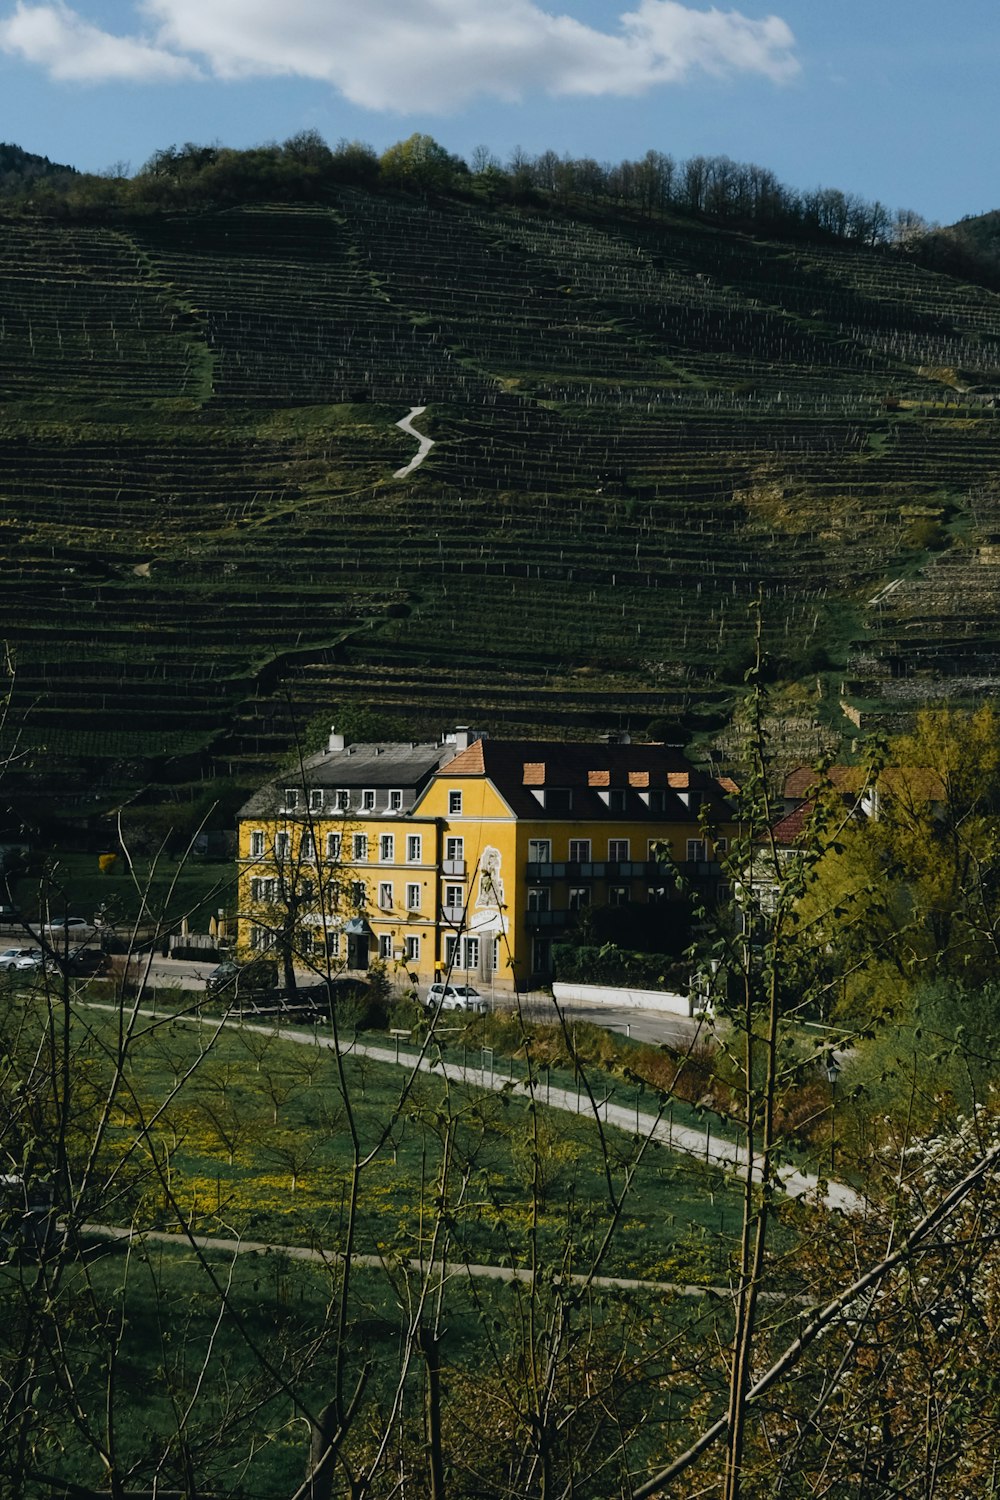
[0,0,201,81]
[0,0,798,107]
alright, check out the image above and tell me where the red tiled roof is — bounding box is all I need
[770,801,812,846]
[444,740,486,775]
[784,764,945,803]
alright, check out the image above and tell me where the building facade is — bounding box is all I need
[236,727,737,992]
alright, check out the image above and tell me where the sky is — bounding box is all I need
[0,0,997,226]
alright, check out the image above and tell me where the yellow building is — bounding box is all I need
[236,726,737,992]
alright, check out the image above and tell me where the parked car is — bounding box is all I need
[43,917,92,934]
[206,959,278,1000]
[425,982,487,1013]
[48,947,110,977]
[0,948,43,972]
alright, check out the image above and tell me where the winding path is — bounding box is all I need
[87,1003,864,1216]
[393,405,434,478]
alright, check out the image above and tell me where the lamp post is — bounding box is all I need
[825,1051,841,1173]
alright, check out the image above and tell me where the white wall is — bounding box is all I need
[552,980,693,1016]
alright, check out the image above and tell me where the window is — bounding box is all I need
[647,885,668,905]
[648,838,671,861]
[275,832,290,860]
[646,789,667,813]
[300,878,314,901]
[448,790,463,815]
[444,884,464,910]
[527,888,550,912]
[546,788,573,812]
[327,932,341,959]
[250,876,277,903]
[569,887,590,911]
[406,883,421,911]
[604,788,627,812]
[528,838,551,863]
[335,790,350,812]
[608,838,629,861]
[462,936,480,971]
[250,830,265,858]
[378,934,393,960]
[444,934,458,966]
[446,836,464,861]
[380,834,395,862]
[283,787,300,811]
[568,839,591,862]
[326,832,341,862]
[301,833,315,860]
[609,885,630,906]
[250,924,271,952]
[350,881,366,908]
[715,838,728,855]
[405,935,420,961]
[362,789,376,812]
[389,789,403,811]
[378,882,393,909]
[309,788,324,813]
[407,835,423,863]
[687,839,706,862]
[353,834,369,861]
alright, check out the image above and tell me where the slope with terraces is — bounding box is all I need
[2,186,1000,822]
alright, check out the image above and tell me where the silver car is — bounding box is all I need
[0,948,43,972]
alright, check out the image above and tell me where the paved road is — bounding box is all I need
[129,959,710,1050]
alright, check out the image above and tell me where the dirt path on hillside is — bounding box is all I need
[393,405,434,477]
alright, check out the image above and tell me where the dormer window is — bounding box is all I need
[644,790,668,813]
[361,789,376,812]
[309,788,325,813]
[335,790,350,812]
[283,788,300,812]
[599,788,627,812]
[545,788,573,813]
[388,789,403,811]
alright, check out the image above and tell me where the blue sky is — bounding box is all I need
[0,0,996,225]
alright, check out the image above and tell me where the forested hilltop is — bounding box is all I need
[4,132,1000,831]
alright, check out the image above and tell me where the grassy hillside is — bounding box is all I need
[4,187,1000,825]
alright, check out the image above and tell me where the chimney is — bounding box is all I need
[328,725,345,753]
[453,725,471,752]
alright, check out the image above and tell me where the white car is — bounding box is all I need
[0,948,43,972]
[425,982,487,1013]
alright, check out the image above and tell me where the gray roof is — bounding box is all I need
[238,741,447,819]
[302,742,444,788]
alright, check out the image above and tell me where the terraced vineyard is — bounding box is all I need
[3,188,1000,818]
